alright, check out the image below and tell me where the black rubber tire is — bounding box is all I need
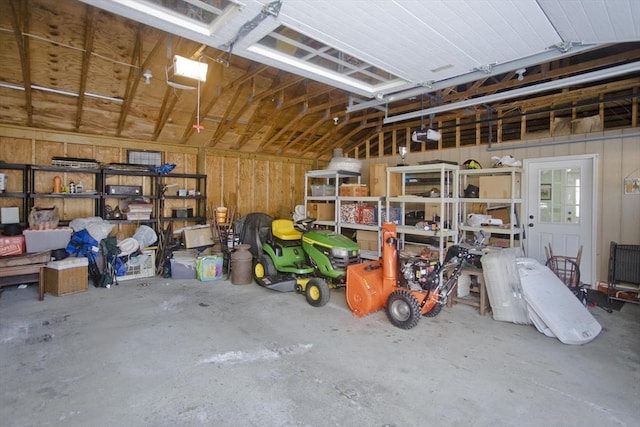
[386,289,421,329]
[305,278,330,307]
[253,254,276,280]
[423,301,443,318]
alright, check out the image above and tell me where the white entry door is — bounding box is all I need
[524,155,598,285]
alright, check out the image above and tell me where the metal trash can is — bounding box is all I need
[231,244,253,285]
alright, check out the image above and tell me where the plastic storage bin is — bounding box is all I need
[171,250,197,279]
[310,184,336,196]
[23,228,73,253]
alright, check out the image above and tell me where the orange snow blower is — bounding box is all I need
[346,222,482,329]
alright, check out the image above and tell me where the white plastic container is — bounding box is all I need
[23,227,73,253]
[517,258,601,345]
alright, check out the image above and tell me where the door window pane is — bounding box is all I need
[538,167,581,224]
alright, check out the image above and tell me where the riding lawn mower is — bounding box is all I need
[252,217,361,307]
[346,222,482,329]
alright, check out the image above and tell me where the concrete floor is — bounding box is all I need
[1,277,638,427]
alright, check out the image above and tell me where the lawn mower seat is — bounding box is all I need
[272,219,302,241]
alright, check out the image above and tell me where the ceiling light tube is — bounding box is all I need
[383,61,640,125]
[111,0,211,36]
[247,45,375,94]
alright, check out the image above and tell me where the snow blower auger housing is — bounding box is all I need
[346,222,482,329]
[253,218,361,307]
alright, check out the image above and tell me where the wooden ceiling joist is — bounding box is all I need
[9,0,32,127]
[75,5,96,131]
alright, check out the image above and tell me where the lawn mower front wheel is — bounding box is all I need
[253,254,276,280]
[386,289,421,329]
[305,278,330,307]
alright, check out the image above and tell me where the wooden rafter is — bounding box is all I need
[75,5,96,130]
[180,63,270,142]
[117,32,167,135]
[153,88,178,140]
[217,74,306,148]
[9,0,32,126]
[207,81,248,146]
[152,37,192,140]
[276,97,347,153]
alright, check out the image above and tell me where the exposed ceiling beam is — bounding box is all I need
[384,61,640,124]
[9,0,32,127]
[76,5,96,130]
[346,44,602,114]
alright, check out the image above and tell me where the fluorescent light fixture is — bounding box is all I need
[112,0,211,36]
[247,44,391,94]
[169,55,208,82]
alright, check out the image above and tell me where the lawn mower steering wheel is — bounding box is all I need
[295,217,316,232]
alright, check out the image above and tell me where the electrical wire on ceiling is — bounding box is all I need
[193,58,204,133]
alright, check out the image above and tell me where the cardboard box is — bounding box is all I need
[369,164,402,197]
[23,228,73,253]
[0,235,25,256]
[479,175,521,199]
[307,203,335,221]
[339,184,369,197]
[183,226,214,248]
[1,207,20,224]
[356,230,379,251]
[45,257,88,296]
[487,205,513,225]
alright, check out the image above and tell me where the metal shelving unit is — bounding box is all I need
[458,167,523,248]
[386,163,459,263]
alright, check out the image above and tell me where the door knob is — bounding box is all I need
[528,223,534,227]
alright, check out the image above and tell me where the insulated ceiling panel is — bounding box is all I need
[80,0,640,100]
[538,0,640,43]
[271,0,564,92]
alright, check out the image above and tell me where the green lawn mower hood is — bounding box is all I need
[302,229,361,279]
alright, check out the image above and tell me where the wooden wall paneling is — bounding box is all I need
[67,143,95,160]
[237,157,254,218]
[267,161,285,218]
[222,156,239,213]
[34,139,64,165]
[93,145,120,165]
[601,138,623,279]
[205,155,223,215]
[294,163,308,210]
[620,138,640,243]
[0,137,31,163]
[251,158,268,217]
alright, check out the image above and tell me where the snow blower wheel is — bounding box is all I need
[423,302,443,318]
[386,289,421,329]
[305,278,330,307]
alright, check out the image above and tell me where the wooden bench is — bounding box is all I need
[0,264,46,300]
[0,251,51,301]
[447,267,490,315]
